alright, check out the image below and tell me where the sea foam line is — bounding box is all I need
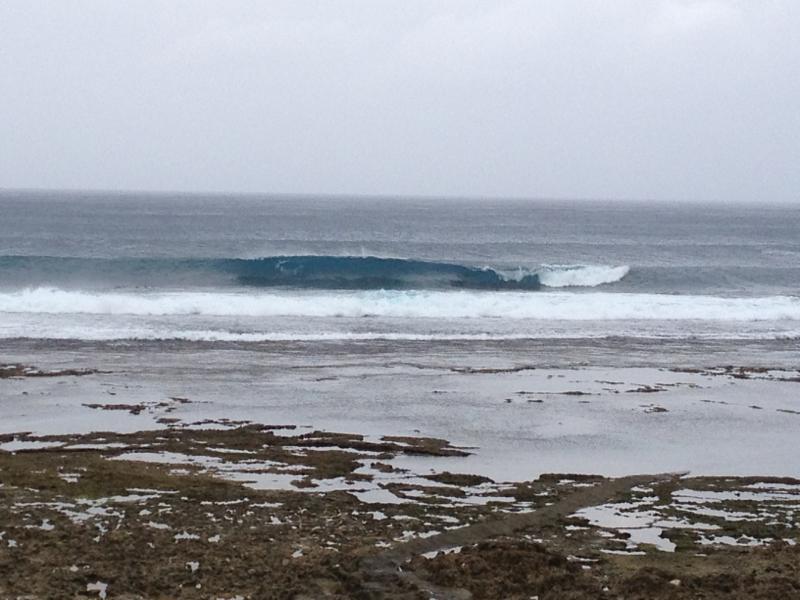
[1,327,799,342]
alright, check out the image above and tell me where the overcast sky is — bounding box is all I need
[1,1,798,202]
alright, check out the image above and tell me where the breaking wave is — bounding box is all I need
[0,255,630,290]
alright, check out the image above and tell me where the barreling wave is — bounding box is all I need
[0,255,543,291]
[1,288,798,321]
[230,255,543,290]
[0,255,635,291]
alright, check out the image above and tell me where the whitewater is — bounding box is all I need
[1,287,798,321]
[1,287,799,342]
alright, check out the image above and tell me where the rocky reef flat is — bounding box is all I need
[1,357,800,598]
[1,422,799,599]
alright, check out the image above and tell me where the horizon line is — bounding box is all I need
[0,185,795,207]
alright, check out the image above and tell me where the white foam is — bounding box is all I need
[537,265,630,288]
[0,287,798,321]
[0,324,597,342]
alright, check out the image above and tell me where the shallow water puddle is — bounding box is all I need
[574,480,800,552]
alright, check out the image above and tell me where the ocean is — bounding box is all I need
[2,189,800,481]
[1,190,799,345]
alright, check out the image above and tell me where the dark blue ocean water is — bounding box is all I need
[0,190,798,342]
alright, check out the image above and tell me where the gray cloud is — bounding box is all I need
[1,1,798,202]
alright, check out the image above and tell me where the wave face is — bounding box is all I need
[0,255,551,291]
[228,256,543,290]
[2,288,798,321]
